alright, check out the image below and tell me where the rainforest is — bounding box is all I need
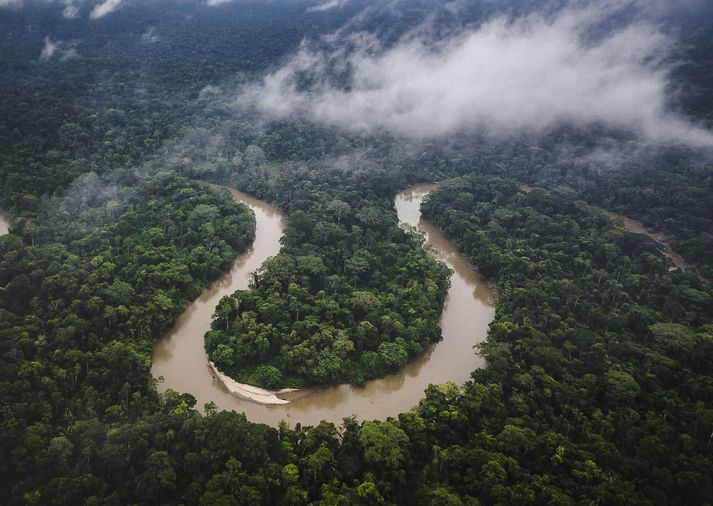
[1,0,712,504]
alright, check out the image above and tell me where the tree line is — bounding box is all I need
[205,175,450,388]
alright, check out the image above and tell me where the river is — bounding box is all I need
[521,184,690,273]
[606,211,688,271]
[152,185,496,427]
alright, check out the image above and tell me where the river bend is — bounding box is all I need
[152,185,495,426]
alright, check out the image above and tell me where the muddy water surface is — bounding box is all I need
[152,185,495,427]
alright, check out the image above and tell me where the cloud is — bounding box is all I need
[39,36,79,62]
[205,0,234,6]
[141,26,159,43]
[62,0,80,18]
[0,0,80,17]
[59,47,79,61]
[308,0,350,13]
[237,3,713,148]
[39,36,59,61]
[89,0,121,19]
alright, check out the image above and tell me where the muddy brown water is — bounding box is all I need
[152,185,496,427]
[0,211,10,236]
[606,211,688,271]
[520,184,690,273]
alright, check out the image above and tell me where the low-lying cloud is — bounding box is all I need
[62,0,80,18]
[39,37,59,61]
[89,0,121,19]
[205,0,234,6]
[39,36,79,62]
[0,0,121,19]
[141,26,159,43]
[308,0,349,13]
[238,3,713,148]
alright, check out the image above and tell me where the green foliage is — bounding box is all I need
[0,173,256,504]
[358,421,410,471]
[205,174,450,387]
[1,3,712,504]
[418,175,713,504]
[4,169,712,505]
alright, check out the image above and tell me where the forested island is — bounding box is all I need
[204,181,450,388]
[1,0,713,504]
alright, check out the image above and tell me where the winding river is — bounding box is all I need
[0,210,10,236]
[152,185,495,427]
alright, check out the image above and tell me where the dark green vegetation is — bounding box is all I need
[578,160,713,278]
[0,173,258,503]
[1,0,713,504]
[0,0,356,212]
[205,181,450,388]
[420,176,713,504]
[3,170,712,504]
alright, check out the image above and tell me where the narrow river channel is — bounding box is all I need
[521,184,694,276]
[606,211,688,271]
[152,185,495,426]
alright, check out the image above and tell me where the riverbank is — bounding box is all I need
[207,361,299,405]
[152,184,495,426]
[519,184,703,280]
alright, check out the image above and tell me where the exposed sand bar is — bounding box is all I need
[152,185,496,426]
[0,210,10,236]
